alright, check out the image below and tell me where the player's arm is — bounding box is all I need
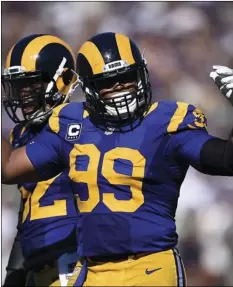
[199,128,233,174]
[2,137,39,184]
[2,121,63,184]
[207,65,233,172]
[167,104,233,175]
[192,131,232,175]
[170,130,233,175]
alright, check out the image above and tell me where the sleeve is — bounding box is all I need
[25,104,68,180]
[170,129,215,169]
[167,103,233,175]
[167,103,215,168]
[200,136,233,175]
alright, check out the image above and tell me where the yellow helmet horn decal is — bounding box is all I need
[115,33,135,65]
[5,45,15,69]
[79,41,105,75]
[21,35,76,71]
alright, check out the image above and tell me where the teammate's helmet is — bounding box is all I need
[76,32,152,129]
[2,34,78,124]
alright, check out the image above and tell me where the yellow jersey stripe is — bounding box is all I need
[48,103,69,133]
[83,110,89,119]
[167,102,189,133]
[20,127,26,137]
[144,102,158,117]
[9,129,14,144]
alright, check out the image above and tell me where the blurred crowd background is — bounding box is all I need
[2,1,233,286]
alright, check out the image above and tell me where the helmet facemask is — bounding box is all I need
[81,60,152,131]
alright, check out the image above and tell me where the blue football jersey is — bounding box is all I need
[10,123,78,264]
[26,100,214,257]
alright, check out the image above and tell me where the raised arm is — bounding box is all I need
[170,129,233,176]
[167,103,233,176]
[208,65,233,172]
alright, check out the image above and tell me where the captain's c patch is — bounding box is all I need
[66,123,82,141]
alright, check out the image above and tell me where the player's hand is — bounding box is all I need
[209,65,233,106]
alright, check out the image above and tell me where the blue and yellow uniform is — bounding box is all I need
[25,100,213,286]
[10,123,79,286]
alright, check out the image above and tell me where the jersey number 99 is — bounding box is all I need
[69,144,146,213]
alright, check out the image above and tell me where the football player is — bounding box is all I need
[2,32,233,287]
[2,34,79,287]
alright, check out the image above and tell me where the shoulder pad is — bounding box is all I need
[167,101,208,133]
[48,102,85,134]
[144,100,179,119]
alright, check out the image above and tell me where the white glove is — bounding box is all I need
[210,65,233,105]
